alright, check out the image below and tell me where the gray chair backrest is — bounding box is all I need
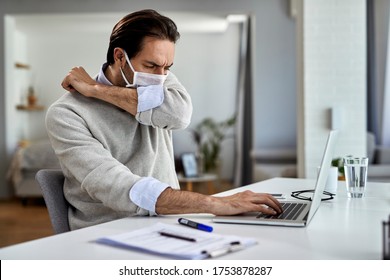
[35,169,70,234]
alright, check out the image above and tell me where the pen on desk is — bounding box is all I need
[201,241,242,258]
[158,231,196,242]
[178,218,213,232]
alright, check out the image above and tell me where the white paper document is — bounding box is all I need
[96,222,257,259]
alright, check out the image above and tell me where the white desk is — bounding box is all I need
[1,177,389,260]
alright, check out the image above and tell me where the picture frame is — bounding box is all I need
[181,153,198,177]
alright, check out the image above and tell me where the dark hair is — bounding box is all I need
[106,9,180,64]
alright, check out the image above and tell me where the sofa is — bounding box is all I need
[7,139,61,204]
[251,148,297,182]
[366,132,390,182]
[251,132,390,183]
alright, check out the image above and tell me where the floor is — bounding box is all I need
[0,198,53,248]
[0,180,234,248]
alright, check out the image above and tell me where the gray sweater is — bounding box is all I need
[46,71,192,230]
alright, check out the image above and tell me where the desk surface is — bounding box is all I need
[1,177,389,260]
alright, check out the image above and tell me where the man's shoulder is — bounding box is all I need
[47,92,124,119]
[49,92,99,110]
[46,93,93,119]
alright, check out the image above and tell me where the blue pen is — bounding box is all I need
[178,218,213,232]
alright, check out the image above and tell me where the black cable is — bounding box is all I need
[291,189,334,201]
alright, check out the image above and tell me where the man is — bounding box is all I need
[47,9,282,230]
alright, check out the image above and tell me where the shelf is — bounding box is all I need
[16,105,45,111]
[15,62,31,69]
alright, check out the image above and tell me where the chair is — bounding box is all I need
[35,169,70,234]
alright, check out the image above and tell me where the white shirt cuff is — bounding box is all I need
[129,177,170,215]
[137,85,164,112]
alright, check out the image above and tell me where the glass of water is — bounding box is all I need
[343,157,368,198]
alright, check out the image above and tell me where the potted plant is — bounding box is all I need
[331,157,346,180]
[191,115,236,174]
[27,86,37,107]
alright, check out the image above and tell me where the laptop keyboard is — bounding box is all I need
[256,202,308,220]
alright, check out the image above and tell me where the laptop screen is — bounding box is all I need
[306,130,339,224]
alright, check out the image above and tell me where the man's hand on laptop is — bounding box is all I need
[156,188,283,216]
[212,190,283,216]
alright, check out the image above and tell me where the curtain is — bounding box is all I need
[367,0,379,140]
[367,0,390,147]
[234,16,253,187]
[382,1,390,146]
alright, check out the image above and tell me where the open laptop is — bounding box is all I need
[213,130,339,227]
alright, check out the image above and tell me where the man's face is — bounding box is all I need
[125,37,175,83]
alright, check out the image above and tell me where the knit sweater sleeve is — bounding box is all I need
[135,72,192,130]
[45,98,147,215]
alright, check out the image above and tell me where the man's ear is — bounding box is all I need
[113,48,126,68]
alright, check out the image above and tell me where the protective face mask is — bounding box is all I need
[120,50,168,88]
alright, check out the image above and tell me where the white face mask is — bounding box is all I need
[120,50,168,88]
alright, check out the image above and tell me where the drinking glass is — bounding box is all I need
[343,157,368,198]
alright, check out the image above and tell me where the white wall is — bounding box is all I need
[173,25,240,179]
[296,0,367,178]
[17,16,109,140]
[4,16,26,153]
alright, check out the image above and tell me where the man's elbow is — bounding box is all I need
[167,112,191,130]
[175,102,192,129]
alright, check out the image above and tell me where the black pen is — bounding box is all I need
[158,231,196,242]
[178,218,213,232]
